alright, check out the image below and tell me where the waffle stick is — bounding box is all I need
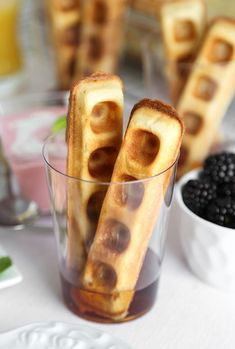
[76,0,126,77]
[76,23,123,77]
[47,0,81,89]
[77,99,184,320]
[160,0,206,104]
[177,17,235,178]
[53,47,77,90]
[81,0,127,25]
[66,72,124,271]
[47,0,81,45]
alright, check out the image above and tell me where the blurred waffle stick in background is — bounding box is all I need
[47,0,127,89]
[130,0,163,17]
[160,0,207,105]
[177,17,235,178]
[66,72,123,271]
[76,0,127,79]
[47,0,81,90]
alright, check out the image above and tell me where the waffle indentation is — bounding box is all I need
[174,20,196,42]
[102,219,130,253]
[87,190,106,224]
[90,102,120,133]
[176,55,193,79]
[60,24,81,46]
[67,58,76,78]
[194,75,217,101]
[58,0,77,11]
[93,0,108,24]
[208,38,233,63]
[113,175,144,210]
[88,35,103,60]
[184,112,203,135]
[91,261,117,289]
[178,145,189,167]
[88,146,117,181]
[127,130,160,166]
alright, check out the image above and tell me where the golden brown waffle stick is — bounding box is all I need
[76,0,127,77]
[77,99,184,320]
[54,47,78,90]
[160,0,206,104]
[66,72,124,271]
[47,0,81,89]
[177,17,235,178]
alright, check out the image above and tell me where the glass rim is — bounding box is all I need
[42,130,179,186]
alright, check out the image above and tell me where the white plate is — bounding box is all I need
[0,322,132,349]
[0,245,22,290]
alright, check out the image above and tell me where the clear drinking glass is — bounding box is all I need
[43,129,178,323]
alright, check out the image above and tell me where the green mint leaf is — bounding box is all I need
[52,115,67,134]
[0,256,12,273]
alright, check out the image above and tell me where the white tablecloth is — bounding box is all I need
[1,204,235,349]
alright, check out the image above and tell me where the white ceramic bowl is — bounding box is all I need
[175,169,235,292]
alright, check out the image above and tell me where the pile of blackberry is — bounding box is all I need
[182,152,235,229]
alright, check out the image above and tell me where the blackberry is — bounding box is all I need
[200,152,235,184]
[182,179,217,216]
[206,197,235,229]
[217,182,235,199]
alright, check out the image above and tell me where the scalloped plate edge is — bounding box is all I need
[0,321,133,349]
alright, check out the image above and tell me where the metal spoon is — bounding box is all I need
[0,143,39,229]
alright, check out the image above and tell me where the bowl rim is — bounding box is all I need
[175,168,235,232]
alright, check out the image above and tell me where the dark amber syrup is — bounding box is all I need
[60,249,160,323]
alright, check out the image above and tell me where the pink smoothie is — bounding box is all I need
[0,107,66,213]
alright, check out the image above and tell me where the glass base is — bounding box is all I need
[60,248,160,323]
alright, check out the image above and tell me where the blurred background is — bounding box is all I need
[1,0,235,97]
[0,0,235,217]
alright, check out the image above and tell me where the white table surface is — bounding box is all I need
[0,202,235,349]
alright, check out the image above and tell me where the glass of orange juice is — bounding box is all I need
[0,0,23,96]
